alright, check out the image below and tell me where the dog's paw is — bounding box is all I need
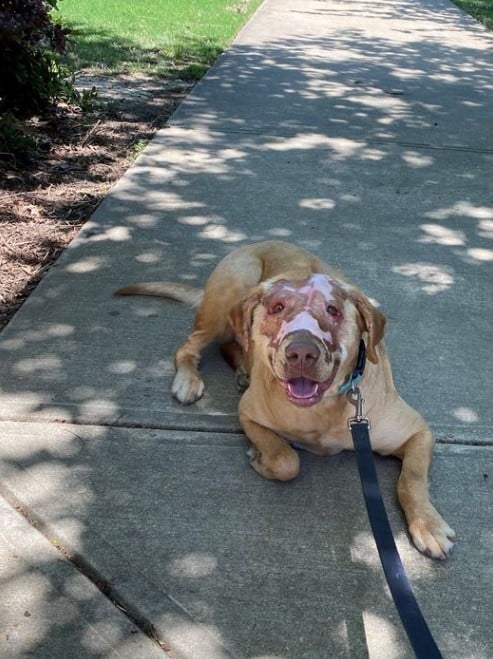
[249,448,300,481]
[408,506,456,560]
[172,370,205,405]
[235,369,250,392]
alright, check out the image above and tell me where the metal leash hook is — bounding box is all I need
[347,385,370,428]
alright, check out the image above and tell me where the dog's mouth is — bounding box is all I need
[282,376,334,407]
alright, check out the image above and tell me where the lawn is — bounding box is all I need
[452,0,493,30]
[57,0,492,78]
[57,0,263,77]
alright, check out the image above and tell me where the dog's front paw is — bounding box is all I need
[172,370,205,405]
[408,506,456,560]
[248,447,300,481]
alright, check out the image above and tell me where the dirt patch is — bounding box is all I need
[0,73,193,330]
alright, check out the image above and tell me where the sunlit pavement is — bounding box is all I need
[0,0,491,656]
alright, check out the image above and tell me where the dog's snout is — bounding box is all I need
[285,341,320,368]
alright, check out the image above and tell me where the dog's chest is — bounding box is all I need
[263,397,353,455]
[280,426,353,456]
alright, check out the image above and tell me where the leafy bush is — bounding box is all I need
[0,113,37,163]
[0,0,71,116]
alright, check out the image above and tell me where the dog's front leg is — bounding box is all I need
[394,428,456,559]
[173,300,231,404]
[240,414,300,481]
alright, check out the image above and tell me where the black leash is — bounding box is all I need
[347,342,443,659]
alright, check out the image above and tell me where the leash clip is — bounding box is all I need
[347,385,370,429]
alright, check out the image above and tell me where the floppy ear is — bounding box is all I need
[350,292,386,363]
[228,288,264,353]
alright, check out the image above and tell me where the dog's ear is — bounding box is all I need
[228,288,264,353]
[350,292,386,363]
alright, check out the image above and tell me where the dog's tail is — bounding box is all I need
[114,282,204,307]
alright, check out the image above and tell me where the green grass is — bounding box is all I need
[56,0,263,78]
[452,0,493,30]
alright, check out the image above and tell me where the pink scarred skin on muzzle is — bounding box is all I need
[259,274,351,406]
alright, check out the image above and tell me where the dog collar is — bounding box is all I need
[338,340,366,395]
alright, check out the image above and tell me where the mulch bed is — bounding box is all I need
[0,73,193,329]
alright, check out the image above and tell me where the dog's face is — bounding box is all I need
[229,274,386,407]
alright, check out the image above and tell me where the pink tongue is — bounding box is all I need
[287,378,319,399]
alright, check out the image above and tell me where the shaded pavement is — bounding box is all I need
[0,0,492,656]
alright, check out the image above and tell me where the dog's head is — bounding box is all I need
[229,273,386,407]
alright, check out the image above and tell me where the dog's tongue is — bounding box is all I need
[287,377,319,399]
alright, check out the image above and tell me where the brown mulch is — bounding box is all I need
[0,73,193,330]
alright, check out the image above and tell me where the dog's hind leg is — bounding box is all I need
[220,341,250,392]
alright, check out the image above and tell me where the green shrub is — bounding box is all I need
[0,0,72,116]
[0,113,37,163]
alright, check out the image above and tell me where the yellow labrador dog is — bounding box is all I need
[116,241,455,559]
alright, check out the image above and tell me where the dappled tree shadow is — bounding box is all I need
[0,0,492,655]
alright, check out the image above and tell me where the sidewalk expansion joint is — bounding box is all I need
[167,123,493,155]
[436,437,493,447]
[0,414,243,435]
[0,485,172,655]
[1,415,491,447]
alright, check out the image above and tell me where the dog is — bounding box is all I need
[116,240,455,559]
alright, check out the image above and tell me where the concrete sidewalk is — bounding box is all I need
[0,0,492,656]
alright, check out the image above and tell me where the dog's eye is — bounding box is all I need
[269,302,285,314]
[326,304,340,317]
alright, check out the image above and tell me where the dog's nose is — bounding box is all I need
[285,341,320,367]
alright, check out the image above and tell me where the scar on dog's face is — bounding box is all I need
[229,274,386,407]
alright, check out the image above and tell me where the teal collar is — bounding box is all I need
[338,340,366,395]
